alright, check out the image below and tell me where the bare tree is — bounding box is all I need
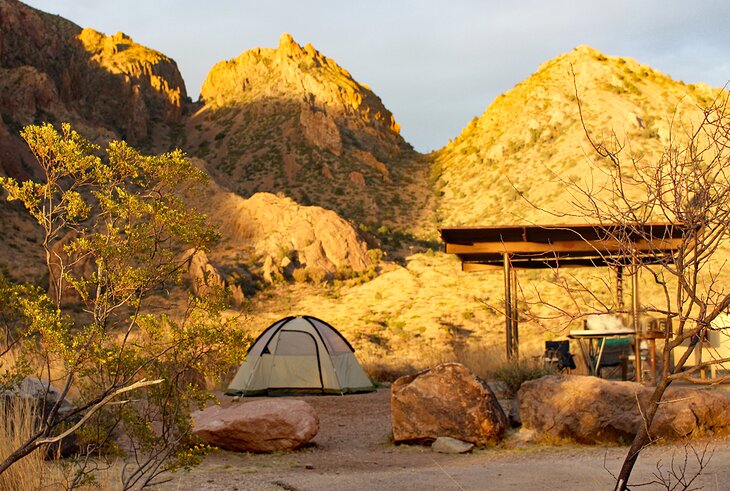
[560,82,730,489]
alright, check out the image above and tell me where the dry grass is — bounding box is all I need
[490,357,558,398]
[0,396,65,490]
[359,340,513,384]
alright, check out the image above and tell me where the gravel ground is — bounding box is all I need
[159,389,730,491]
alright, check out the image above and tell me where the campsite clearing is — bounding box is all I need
[161,389,730,491]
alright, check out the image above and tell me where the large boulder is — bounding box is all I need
[210,191,373,279]
[192,399,319,453]
[519,375,730,444]
[1,377,79,458]
[391,362,508,445]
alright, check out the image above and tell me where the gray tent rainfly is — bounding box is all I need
[226,316,375,396]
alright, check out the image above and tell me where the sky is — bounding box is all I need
[24,0,730,153]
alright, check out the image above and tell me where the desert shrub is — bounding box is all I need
[0,397,64,490]
[360,358,418,384]
[0,123,249,487]
[490,358,558,398]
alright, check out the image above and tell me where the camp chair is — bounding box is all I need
[597,337,633,380]
[544,340,576,372]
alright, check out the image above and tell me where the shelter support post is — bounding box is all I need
[503,253,519,360]
[631,258,643,383]
[511,265,519,358]
[616,265,624,311]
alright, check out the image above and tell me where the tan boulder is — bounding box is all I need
[186,249,245,306]
[192,399,319,453]
[391,362,508,445]
[519,375,730,444]
[210,191,372,278]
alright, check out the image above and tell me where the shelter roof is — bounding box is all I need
[439,222,687,270]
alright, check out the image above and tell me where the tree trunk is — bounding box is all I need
[613,378,671,490]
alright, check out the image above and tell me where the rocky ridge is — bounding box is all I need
[0,0,186,174]
[186,33,432,231]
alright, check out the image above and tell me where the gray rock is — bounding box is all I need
[1,377,79,458]
[431,436,474,454]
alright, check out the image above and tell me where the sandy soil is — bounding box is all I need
[160,389,730,491]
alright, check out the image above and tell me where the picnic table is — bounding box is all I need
[568,328,636,377]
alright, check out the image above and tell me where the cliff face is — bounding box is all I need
[187,33,433,232]
[0,0,189,280]
[432,45,720,227]
[0,0,187,179]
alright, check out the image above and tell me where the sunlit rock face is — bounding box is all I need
[0,0,187,155]
[520,375,730,443]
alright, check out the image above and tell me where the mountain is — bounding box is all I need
[0,0,187,179]
[185,33,433,233]
[2,1,729,368]
[0,0,190,280]
[432,45,719,227]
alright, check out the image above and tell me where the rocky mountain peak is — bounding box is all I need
[77,27,187,129]
[190,33,431,229]
[0,0,187,156]
[277,32,306,59]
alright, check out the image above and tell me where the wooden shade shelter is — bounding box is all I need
[439,222,687,371]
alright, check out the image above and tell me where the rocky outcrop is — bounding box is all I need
[192,399,319,453]
[78,28,186,135]
[208,190,372,280]
[189,32,428,227]
[199,33,400,138]
[0,0,186,153]
[519,375,730,444]
[186,249,245,306]
[391,362,508,445]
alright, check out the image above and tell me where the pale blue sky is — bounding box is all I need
[24,1,730,152]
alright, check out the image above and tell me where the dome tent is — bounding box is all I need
[226,316,375,396]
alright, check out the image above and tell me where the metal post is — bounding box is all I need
[511,265,519,359]
[503,253,513,360]
[632,257,642,383]
[616,265,624,311]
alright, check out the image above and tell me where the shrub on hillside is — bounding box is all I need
[491,358,558,398]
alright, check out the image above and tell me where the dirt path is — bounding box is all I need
[161,389,730,490]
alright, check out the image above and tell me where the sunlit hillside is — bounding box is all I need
[2,0,729,379]
[433,45,721,228]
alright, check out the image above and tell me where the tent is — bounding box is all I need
[226,316,375,396]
